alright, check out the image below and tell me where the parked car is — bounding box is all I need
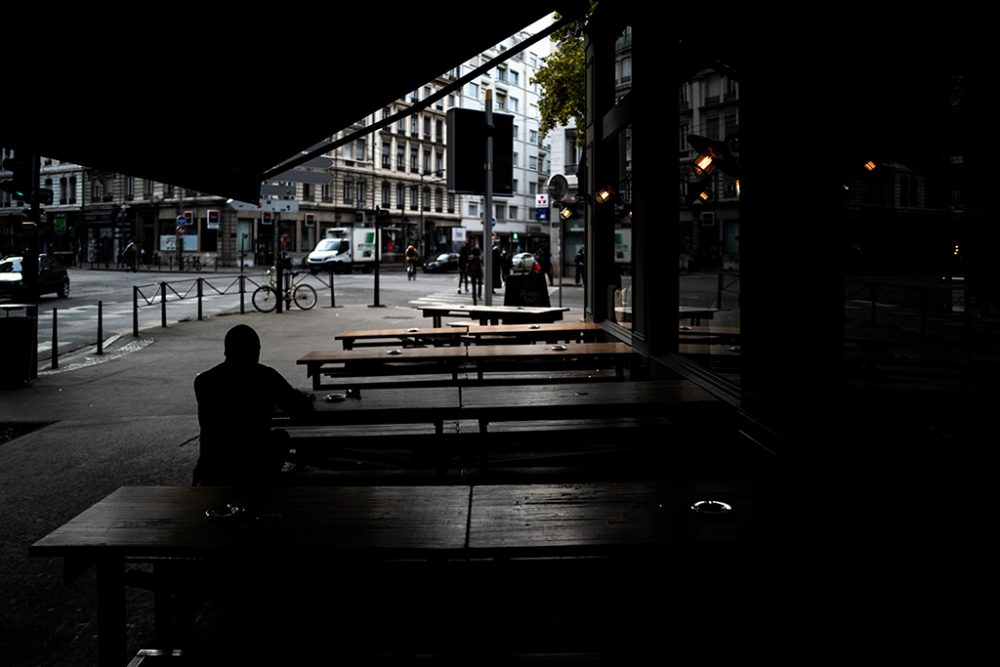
[422,252,460,273]
[0,254,70,300]
[510,251,540,274]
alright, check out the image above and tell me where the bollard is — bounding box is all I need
[239,274,246,314]
[197,277,203,321]
[161,282,167,328]
[97,301,104,355]
[51,308,59,370]
[330,271,336,308]
[133,286,139,336]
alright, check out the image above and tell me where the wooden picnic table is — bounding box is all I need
[279,379,714,434]
[420,303,569,327]
[298,341,635,391]
[334,321,603,351]
[31,479,756,666]
[30,484,471,667]
[335,325,470,350]
[464,321,604,344]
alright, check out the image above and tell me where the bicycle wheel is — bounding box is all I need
[292,284,317,310]
[252,285,277,312]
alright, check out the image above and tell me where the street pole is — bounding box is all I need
[484,89,494,306]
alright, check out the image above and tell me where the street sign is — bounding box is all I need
[176,215,187,226]
[536,207,549,221]
[535,194,549,207]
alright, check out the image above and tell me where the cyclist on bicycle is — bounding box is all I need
[404,243,420,281]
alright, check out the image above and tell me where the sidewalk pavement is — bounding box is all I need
[0,296,581,667]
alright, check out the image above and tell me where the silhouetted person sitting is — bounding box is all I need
[193,324,313,485]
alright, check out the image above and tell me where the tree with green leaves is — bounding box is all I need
[531,9,591,139]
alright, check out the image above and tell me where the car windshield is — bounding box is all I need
[315,239,347,252]
[436,254,452,262]
[0,258,23,273]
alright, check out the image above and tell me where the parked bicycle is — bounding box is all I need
[252,267,318,312]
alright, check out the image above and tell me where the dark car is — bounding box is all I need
[0,254,70,300]
[422,252,460,273]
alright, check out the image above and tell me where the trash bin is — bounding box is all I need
[0,304,38,385]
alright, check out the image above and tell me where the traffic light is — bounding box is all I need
[1,157,32,200]
[512,232,519,241]
[183,210,194,225]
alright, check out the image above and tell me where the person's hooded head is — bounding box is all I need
[224,324,261,365]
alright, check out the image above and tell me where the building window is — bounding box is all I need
[396,117,405,133]
[423,116,431,140]
[513,124,519,140]
[435,152,444,174]
[706,117,720,141]
[496,93,507,110]
[679,83,690,109]
[343,179,353,204]
[422,151,431,174]
[679,123,689,155]
[382,143,391,168]
[469,201,478,217]
[410,116,418,137]
[509,97,519,112]
[59,177,68,204]
[303,183,313,201]
[421,185,430,211]
[382,106,391,120]
[357,181,366,206]
[164,183,173,198]
[496,66,507,82]
[396,183,405,209]
[529,129,538,144]
[495,204,504,222]
[423,85,432,100]
[322,183,332,202]
[435,188,443,212]
[381,181,391,207]
[512,152,518,167]
[529,156,538,170]
[410,148,419,173]
[448,93,455,108]
[508,206,518,220]
[447,193,455,213]
[411,90,419,102]
[396,144,406,171]
[466,82,479,98]
[142,178,154,198]
[513,178,519,193]
[510,69,519,85]
[409,185,418,210]
[343,142,354,160]
[529,181,537,195]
